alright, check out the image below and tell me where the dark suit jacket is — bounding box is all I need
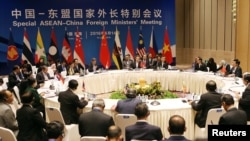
[78,109,115,137]
[123,60,134,69]
[16,104,47,141]
[74,63,85,73]
[239,85,250,121]
[194,63,207,72]
[219,107,247,125]
[229,66,242,77]
[125,121,163,141]
[163,135,191,141]
[36,71,53,85]
[191,91,222,128]
[115,98,142,114]
[88,64,99,72]
[56,64,67,73]
[217,64,231,75]
[132,61,142,69]
[155,61,168,70]
[8,72,22,90]
[58,89,88,124]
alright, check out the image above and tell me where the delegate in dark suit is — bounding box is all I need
[164,136,190,141]
[219,107,247,125]
[125,122,163,141]
[219,94,247,125]
[36,68,53,85]
[16,91,47,141]
[125,103,163,141]
[238,79,250,121]
[78,99,115,137]
[190,80,222,128]
[115,88,142,114]
[58,89,88,124]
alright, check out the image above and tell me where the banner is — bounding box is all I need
[0,0,176,74]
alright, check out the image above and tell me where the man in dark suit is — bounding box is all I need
[114,88,142,114]
[125,103,163,141]
[58,79,88,124]
[16,91,47,141]
[194,57,207,72]
[73,58,85,74]
[123,54,134,69]
[228,59,242,78]
[237,73,250,121]
[8,65,24,90]
[163,115,190,141]
[156,56,168,70]
[219,94,247,125]
[36,65,54,85]
[78,98,115,137]
[189,80,222,128]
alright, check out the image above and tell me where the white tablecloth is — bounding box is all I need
[42,70,246,140]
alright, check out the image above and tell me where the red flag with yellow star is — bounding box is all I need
[161,27,173,64]
[99,28,111,69]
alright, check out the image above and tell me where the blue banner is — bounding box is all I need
[0,0,175,74]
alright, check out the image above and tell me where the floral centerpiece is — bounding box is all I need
[110,78,178,99]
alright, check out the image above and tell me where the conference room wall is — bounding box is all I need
[175,0,236,70]
[235,0,250,73]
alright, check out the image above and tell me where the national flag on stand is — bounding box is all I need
[149,27,158,58]
[112,27,123,69]
[125,27,135,61]
[22,28,34,65]
[35,28,47,64]
[162,27,173,64]
[136,30,146,58]
[99,28,111,69]
[74,28,85,68]
[7,29,20,67]
[48,27,59,63]
[55,71,64,84]
[62,31,73,64]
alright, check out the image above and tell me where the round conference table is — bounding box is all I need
[42,69,245,140]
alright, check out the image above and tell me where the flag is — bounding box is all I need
[149,28,158,58]
[48,27,59,63]
[125,27,135,61]
[162,27,173,64]
[112,27,123,69]
[7,29,19,67]
[74,29,85,67]
[99,28,111,69]
[22,29,34,65]
[62,31,73,64]
[136,30,146,58]
[35,28,47,64]
[55,71,64,84]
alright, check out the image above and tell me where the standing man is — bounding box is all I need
[58,79,88,124]
[78,98,115,137]
[16,91,47,141]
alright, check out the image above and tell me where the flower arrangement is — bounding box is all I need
[110,79,178,99]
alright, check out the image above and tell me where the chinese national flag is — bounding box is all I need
[99,29,111,69]
[162,27,173,64]
[74,29,85,67]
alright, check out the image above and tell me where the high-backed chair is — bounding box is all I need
[115,114,137,141]
[0,127,17,141]
[194,108,225,139]
[80,136,106,141]
[46,107,81,141]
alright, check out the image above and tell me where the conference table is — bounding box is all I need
[42,69,245,140]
